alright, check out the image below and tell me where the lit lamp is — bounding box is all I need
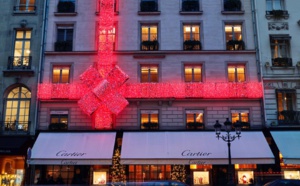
[214,118,242,186]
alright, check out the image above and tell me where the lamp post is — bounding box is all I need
[214,118,242,186]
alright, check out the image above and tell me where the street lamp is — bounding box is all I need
[214,118,242,186]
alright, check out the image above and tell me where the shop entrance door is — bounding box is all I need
[212,165,228,186]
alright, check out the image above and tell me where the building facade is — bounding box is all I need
[0,0,45,185]
[256,0,300,181]
[24,0,278,186]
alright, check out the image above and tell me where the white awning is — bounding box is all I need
[28,132,116,165]
[120,132,274,165]
[271,131,300,164]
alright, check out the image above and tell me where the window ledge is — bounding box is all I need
[270,66,295,70]
[3,70,34,77]
[180,11,203,15]
[95,11,119,16]
[13,11,36,15]
[221,10,245,15]
[133,54,165,59]
[138,11,161,15]
[54,12,77,16]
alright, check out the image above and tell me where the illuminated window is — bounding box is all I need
[184,65,202,82]
[52,66,70,83]
[12,30,31,68]
[266,0,284,11]
[15,0,36,12]
[225,24,244,50]
[231,110,250,129]
[183,24,201,50]
[45,165,74,184]
[141,65,158,83]
[4,86,31,132]
[276,90,296,124]
[228,65,245,82]
[186,110,204,130]
[141,24,158,50]
[97,23,116,51]
[97,0,118,13]
[129,165,171,181]
[270,35,291,67]
[49,111,68,130]
[55,26,73,51]
[140,110,159,130]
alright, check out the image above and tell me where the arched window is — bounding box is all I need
[4,86,31,132]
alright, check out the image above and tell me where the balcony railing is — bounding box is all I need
[266,10,289,19]
[55,41,73,51]
[57,1,75,13]
[48,123,68,131]
[186,122,204,130]
[140,0,158,12]
[183,40,201,50]
[278,110,300,125]
[226,40,245,50]
[3,121,30,132]
[141,122,159,130]
[13,6,36,13]
[272,57,292,67]
[8,56,32,70]
[182,0,200,11]
[141,40,159,51]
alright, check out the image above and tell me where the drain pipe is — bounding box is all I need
[250,0,267,128]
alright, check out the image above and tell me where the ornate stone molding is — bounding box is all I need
[268,22,288,30]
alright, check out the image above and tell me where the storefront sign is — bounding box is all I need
[56,150,87,157]
[189,160,207,165]
[181,150,212,157]
[61,160,79,165]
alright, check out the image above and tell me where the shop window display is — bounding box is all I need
[0,157,25,186]
[193,171,209,185]
[284,171,300,180]
[237,171,254,184]
[93,171,107,185]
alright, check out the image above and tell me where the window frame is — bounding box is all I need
[52,65,71,83]
[55,25,74,51]
[227,64,246,82]
[140,23,159,51]
[140,110,159,130]
[140,64,159,83]
[266,0,284,11]
[49,111,69,130]
[224,22,244,50]
[4,86,31,132]
[15,0,36,12]
[231,109,250,129]
[184,64,202,82]
[185,109,204,130]
[96,22,117,51]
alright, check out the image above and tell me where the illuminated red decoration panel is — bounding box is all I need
[38,82,263,100]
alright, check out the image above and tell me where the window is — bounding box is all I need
[14,0,36,12]
[181,0,199,11]
[129,165,171,181]
[45,165,74,184]
[11,30,31,69]
[228,65,245,82]
[186,110,204,130]
[277,90,297,125]
[140,110,159,130]
[266,0,284,11]
[225,24,244,50]
[140,0,158,12]
[141,24,158,50]
[52,66,70,83]
[184,65,202,82]
[57,0,75,13]
[49,111,68,130]
[270,35,291,67]
[4,86,31,132]
[224,0,241,11]
[55,26,73,51]
[97,0,118,13]
[97,23,116,51]
[231,110,250,129]
[141,65,158,82]
[183,24,201,50]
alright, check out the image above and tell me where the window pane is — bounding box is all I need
[149,26,157,41]
[150,67,158,82]
[25,31,31,39]
[150,114,158,123]
[185,67,192,82]
[237,67,245,82]
[228,67,236,82]
[16,31,24,39]
[194,67,201,82]
[52,69,61,83]
[61,68,70,83]
[231,113,239,123]
[141,114,149,124]
[240,113,249,122]
[141,27,149,41]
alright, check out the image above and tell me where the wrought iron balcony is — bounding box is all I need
[57,1,75,13]
[226,40,245,50]
[182,0,200,11]
[272,57,292,67]
[186,122,204,130]
[266,10,289,19]
[183,40,201,50]
[48,123,68,131]
[141,40,159,51]
[141,122,159,130]
[55,41,73,51]
[3,121,30,133]
[278,110,300,125]
[140,0,158,12]
[8,56,32,70]
[13,6,36,13]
